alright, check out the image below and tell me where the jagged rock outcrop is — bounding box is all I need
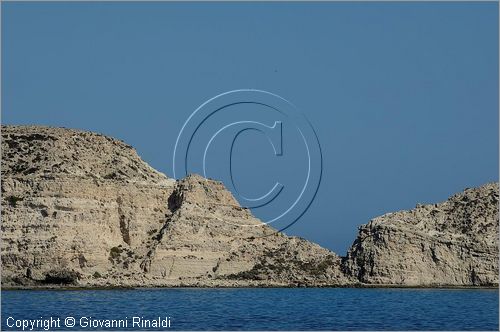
[1,125,498,288]
[1,125,349,287]
[343,183,499,286]
[136,174,349,286]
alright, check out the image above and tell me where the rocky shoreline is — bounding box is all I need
[1,125,498,288]
[4,284,498,290]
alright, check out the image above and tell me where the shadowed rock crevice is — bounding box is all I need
[43,270,81,285]
[167,186,184,213]
[119,216,131,246]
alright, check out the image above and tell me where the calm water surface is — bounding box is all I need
[1,288,498,330]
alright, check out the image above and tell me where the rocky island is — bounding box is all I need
[1,125,498,288]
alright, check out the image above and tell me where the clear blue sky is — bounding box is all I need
[2,2,498,254]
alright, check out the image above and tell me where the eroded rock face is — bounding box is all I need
[1,125,349,287]
[343,183,499,286]
[137,174,350,286]
[1,125,497,288]
[1,125,176,286]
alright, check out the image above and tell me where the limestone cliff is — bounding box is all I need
[1,125,349,287]
[1,125,498,288]
[343,183,499,286]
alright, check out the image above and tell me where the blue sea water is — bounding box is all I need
[1,288,498,331]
